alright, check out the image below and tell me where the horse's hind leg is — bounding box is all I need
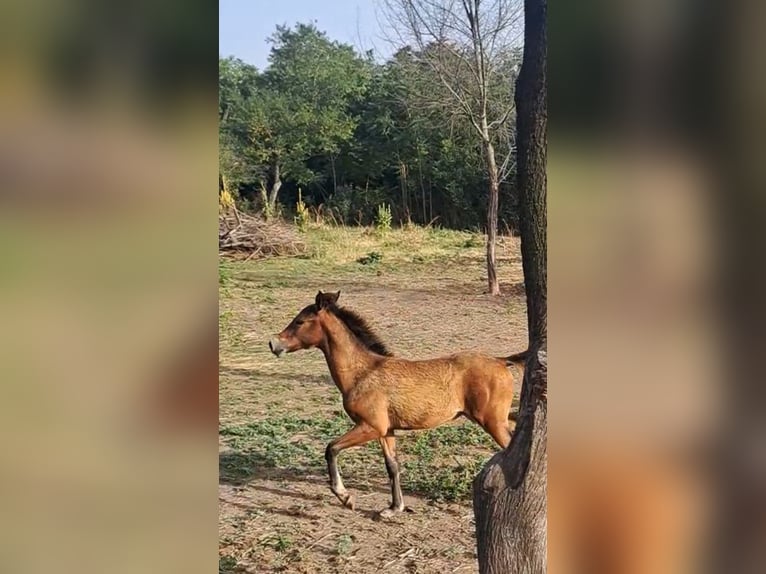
[479,403,514,448]
[466,399,514,448]
[325,423,379,510]
[378,435,404,517]
[483,418,513,449]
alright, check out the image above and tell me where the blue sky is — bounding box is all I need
[219,0,392,70]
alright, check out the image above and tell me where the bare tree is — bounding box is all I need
[379,0,523,295]
[473,0,546,570]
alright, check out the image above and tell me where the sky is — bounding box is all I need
[219,0,392,70]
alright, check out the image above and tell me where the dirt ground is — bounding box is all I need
[219,228,527,573]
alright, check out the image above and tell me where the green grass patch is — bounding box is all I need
[219,555,238,574]
[356,251,383,265]
[219,413,497,502]
[336,534,353,556]
[219,261,234,287]
[260,533,293,553]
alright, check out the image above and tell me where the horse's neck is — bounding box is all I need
[320,314,375,395]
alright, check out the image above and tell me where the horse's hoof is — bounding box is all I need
[377,506,404,520]
[342,493,355,510]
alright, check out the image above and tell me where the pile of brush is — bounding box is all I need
[219,209,306,260]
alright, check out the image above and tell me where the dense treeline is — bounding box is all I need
[219,23,522,232]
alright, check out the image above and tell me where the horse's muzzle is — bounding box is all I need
[268,337,286,357]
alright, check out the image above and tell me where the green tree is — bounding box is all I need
[253,24,371,211]
[218,57,263,200]
[218,22,523,233]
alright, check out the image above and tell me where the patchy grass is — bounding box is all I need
[260,532,294,552]
[219,222,527,574]
[219,412,498,502]
[300,224,487,267]
[336,533,354,556]
[219,260,234,287]
[218,555,237,574]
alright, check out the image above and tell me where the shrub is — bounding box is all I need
[375,203,392,232]
[219,188,235,211]
[294,188,310,232]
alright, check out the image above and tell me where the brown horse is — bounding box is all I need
[269,291,526,517]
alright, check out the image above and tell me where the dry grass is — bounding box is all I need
[219,222,527,574]
[304,224,484,265]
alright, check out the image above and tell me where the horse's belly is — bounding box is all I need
[388,393,461,430]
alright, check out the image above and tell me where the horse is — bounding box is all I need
[268,290,526,517]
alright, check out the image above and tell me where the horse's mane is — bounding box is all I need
[327,305,392,357]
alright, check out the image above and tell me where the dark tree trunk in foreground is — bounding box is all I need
[473,0,547,571]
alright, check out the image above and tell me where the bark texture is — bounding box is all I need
[473,0,547,571]
[268,160,282,211]
[485,140,501,296]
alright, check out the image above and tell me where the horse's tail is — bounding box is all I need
[504,349,529,366]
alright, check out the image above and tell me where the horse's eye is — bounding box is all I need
[294,319,305,326]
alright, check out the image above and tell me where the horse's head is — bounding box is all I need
[268,291,340,357]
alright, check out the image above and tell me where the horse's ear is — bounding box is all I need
[316,290,340,309]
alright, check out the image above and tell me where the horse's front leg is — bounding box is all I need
[378,434,404,517]
[324,423,379,510]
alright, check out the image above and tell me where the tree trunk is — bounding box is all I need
[473,0,547,571]
[399,161,410,224]
[474,349,547,573]
[419,157,427,223]
[331,155,337,195]
[429,180,433,223]
[484,139,501,296]
[268,160,282,211]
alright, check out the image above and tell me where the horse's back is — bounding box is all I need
[350,351,515,431]
[449,351,507,369]
[375,351,508,383]
[393,351,515,410]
